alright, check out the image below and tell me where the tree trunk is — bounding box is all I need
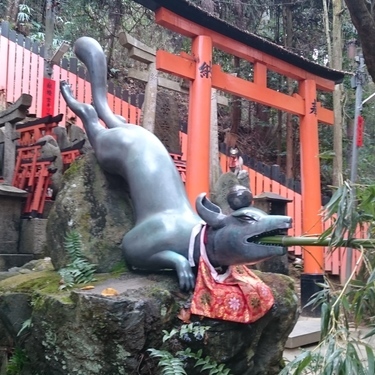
[344,0,375,83]
[225,56,241,148]
[332,0,344,186]
[277,110,282,166]
[210,89,221,194]
[283,2,294,179]
[7,0,20,22]
[322,0,332,61]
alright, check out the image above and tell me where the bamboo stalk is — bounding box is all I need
[258,236,375,249]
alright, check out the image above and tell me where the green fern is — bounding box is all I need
[148,349,187,375]
[149,324,232,375]
[180,348,231,375]
[6,347,28,375]
[63,231,84,260]
[58,231,97,289]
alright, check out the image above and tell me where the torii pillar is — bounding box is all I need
[299,79,325,312]
[185,36,212,204]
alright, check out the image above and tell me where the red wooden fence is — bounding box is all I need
[0,21,143,126]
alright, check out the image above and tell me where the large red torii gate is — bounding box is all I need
[134,0,344,280]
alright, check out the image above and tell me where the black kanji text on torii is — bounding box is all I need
[199,61,212,78]
[309,99,317,115]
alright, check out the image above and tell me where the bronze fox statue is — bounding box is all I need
[60,37,292,291]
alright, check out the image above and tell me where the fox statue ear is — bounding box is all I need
[196,193,226,229]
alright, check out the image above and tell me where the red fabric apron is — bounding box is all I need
[189,225,274,323]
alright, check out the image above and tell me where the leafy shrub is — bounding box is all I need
[6,347,27,375]
[58,231,97,289]
[282,181,375,374]
[148,323,232,375]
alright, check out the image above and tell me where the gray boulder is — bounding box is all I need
[68,123,92,153]
[46,151,134,273]
[0,270,298,375]
[53,126,72,150]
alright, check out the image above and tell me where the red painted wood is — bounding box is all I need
[6,39,16,102]
[271,180,281,196]
[249,168,256,195]
[255,173,263,196]
[279,184,287,202]
[107,93,115,113]
[129,101,136,124]
[262,176,272,193]
[85,76,92,106]
[121,101,129,122]
[35,55,44,117]
[180,132,188,160]
[156,7,335,92]
[294,193,303,256]
[0,35,9,90]
[41,78,56,117]
[219,152,227,173]
[58,66,68,121]
[114,97,122,116]
[14,43,24,100]
[28,47,39,115]
[66,70,78,124]
[76,76,85,104]
[299,79,324,273]
[324,248,333,272]
[52,65,61,113]
[22,47,31,95]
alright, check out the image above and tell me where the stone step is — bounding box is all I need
[285,317,321,349]
[0,254,34,271]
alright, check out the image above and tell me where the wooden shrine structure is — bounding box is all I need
[134,0,345,278]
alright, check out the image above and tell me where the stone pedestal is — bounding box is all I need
[0,185,27,246]
[0,270,298,375]
[19,218,48,258]
[0,184,30,271]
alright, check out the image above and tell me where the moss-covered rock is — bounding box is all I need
[46,152,135,273]
[0,270,298,375]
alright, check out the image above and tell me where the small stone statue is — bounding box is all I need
[227,185,253,210]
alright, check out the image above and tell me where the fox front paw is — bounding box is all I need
[177,264,196,292]
[60,80,73,96]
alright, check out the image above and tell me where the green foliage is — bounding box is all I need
[148,349,187,375]
[17,318,33,337]
[161,322,211,343]
[6,347,28,375]
[58,231,97,289]
[17,4,33,23]
[321,181,375,248]
[110,260,128,276]
[149,324,232,375]
[282,180,375,374]
[320,181,360,248]
[281,333,375,375]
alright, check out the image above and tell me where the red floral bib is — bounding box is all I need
[190,225,274,323]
